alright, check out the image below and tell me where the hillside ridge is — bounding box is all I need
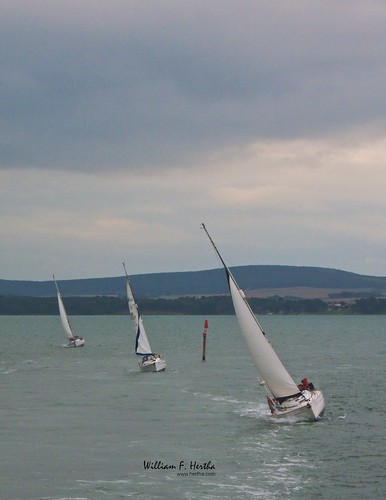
[2,265,386,298]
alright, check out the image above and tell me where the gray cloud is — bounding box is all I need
[2,1,386,280]
[1,1,385,172]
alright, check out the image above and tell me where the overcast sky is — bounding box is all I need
[1,0,386,281]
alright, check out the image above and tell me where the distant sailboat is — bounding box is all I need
[201,224,325,421]
[53,275,85,348]
[123,264,166,372]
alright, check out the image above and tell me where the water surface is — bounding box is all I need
[0,315,385,499]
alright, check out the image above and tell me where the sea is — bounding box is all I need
[0,314,385,500]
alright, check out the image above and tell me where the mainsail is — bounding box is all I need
[201,224,300,399]
[123,264,153,355]
[53,275,74,340]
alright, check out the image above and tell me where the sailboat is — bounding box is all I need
[53,275,85,348]
[201,224,325,421]
[123,264,166,372]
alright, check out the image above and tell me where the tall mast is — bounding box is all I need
[201,223,266,334]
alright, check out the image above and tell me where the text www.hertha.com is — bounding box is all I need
[177,470,216,477]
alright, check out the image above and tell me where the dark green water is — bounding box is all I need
[0,315,385,499]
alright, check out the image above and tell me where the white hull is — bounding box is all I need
[67,338,85,348]
[270,389,325,421]
[139,355,166,373]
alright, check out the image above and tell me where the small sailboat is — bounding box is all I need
[53,275,85,348]
[201,224,325,421]
[123,264,166,372]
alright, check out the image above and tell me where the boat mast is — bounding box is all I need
[53,274,59,294]
[201,223,300,399]
[200,223,266,334]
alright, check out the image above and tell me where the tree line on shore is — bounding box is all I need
[1,295,386,315]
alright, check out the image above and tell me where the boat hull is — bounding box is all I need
[67,338,85,348]
[270,389,325,421]
[139,356,166,373]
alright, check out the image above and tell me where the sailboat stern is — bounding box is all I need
[67,337,85,347]
[309,389,325,420]
[138,354,166,373]
[269,389,325,421]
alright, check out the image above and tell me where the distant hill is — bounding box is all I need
[2,265,386,298]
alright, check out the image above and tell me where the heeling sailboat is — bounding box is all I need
[123,263,166,372]
[53,275,85,348]
[201,224,325,421]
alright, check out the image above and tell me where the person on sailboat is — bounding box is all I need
[298,378,309,390]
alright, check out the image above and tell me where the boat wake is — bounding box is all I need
[1,359,50,374]
[0,366,18,375]
[183,389,243,405]
[41,497,88,500]
[184,389,272,420]
[0,360,17,375]
[76,477,147,498]
[238,402,271,420]
[268,414,313,425]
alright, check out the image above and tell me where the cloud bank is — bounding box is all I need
[1,1,386,279]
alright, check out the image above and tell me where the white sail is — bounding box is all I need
[53,277,75,340]
[57,292,74,340]
[124,268,153,355]
[135,315,153,355]
[201,224,300,399]
[228,276,300,398]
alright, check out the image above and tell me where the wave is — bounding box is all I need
[0,367,18,375]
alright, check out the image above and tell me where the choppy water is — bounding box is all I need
[0,314,385,499]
